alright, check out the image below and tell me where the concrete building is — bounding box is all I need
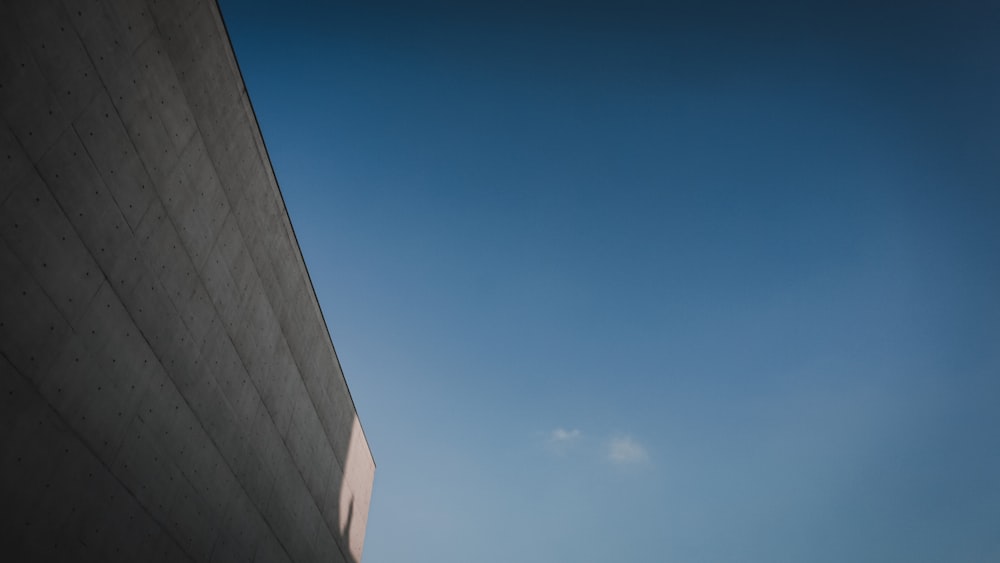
[0,0,374,561]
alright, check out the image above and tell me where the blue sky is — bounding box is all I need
[218,1,1000,561]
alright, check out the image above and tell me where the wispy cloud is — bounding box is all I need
[549,428,582,443]
[608,435,648,464]
[545,427,582,455]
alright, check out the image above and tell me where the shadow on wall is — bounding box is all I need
[0,0,374,561]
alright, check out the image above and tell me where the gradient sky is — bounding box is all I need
[217,1,1000,561]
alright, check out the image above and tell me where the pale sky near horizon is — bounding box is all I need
[219,1,1000,561]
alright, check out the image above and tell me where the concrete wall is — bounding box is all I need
[0,0,375,561]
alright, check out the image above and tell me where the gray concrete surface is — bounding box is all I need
[0,0,375,561]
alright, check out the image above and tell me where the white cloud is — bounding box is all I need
[549,428,581,443]
[608,435,648,464]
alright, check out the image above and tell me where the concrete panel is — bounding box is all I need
[123,268,189,362]
[73,88,156,229]
[237,446,277,524]
[248,404,287,494]
[136,199,200,303]
[166,472,220,561]
[0,357,41,444]
[0,238,72,380]
[68,0,140,87]
[133,372,188,459]
[318,380,359,469]
[62,451,123,554]
[0,171,104,326]
[114,87,180,186]
[201,245,244,342]
[253,530,293,563]
[0,120,34,198]
[35,129,136,282]
[0,2,72,162]
[262,341,300,436]
[285,399,332,502]
[266,459,316,563]
[209,490,265,563]
[319,458,348,546]
[135,35,197,149]
[101,0,158,53]
[182,281,219,349]
[3,423,86,559]
[186,146,231,264]
[147,0,201,31]
[9,0,103,120]
[111,415,183,522]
